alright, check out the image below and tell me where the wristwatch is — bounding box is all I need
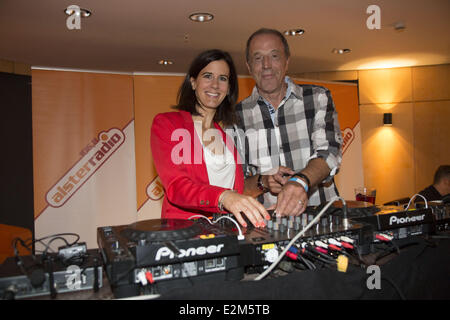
[257,174,269,193]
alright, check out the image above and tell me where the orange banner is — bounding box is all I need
[32,69,137,248]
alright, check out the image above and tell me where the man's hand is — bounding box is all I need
[273,179,309,216]
[263,166,295,194]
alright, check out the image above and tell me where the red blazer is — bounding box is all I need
[150,110,244,220]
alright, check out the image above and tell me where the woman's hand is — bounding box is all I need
[220,191,270,228]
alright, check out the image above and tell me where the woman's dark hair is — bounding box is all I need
[174,49,238,127]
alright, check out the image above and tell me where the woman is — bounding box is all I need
[151,49,269,228]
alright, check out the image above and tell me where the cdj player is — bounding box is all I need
[97,218,244,298]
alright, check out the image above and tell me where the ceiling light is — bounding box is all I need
[284,29,305,36]
[64,7,91,18]
[394,21,406,32]
[189,13,214,22]
[158,60,173,66]
[332,48,351,54]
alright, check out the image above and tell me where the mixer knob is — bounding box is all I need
[321,216,328,228]
[301,214,308,227]
[273,219,279,231]
[288,216,294,229]
[308,214,315,223]
[332,214,341,226]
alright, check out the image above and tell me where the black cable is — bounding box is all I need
[93,258,100,292]
[12,233,82,287]
[46,257,57,299]
[297,247,336,267]
[382,276,406,300]
[348,251,366,267]
[12,237,42,281]
[292,262,308,271]
[304,246,336,263]
[41,236,71,259]
[310,254,337,265]
[34,233,80,256]
[298,255,316,270]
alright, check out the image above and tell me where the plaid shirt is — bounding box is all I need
[234,77,343,206]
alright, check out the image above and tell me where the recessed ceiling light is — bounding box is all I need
[189,13,214,22]
[284,29,305,36]
[158,59,173,66]
[332,48,352,54]
[64,7,91,18]
[394,21,406,32]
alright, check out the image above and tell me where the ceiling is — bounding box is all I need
[1,0,449,76]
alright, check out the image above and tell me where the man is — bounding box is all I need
[236,28,343,216]
[418,165,450,202]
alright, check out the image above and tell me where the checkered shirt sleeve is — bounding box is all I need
[234,80,343,205]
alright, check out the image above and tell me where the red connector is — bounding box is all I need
[328,244,342,251]
[286,251,298,260]
[375,234,391,242]
[315,246,328,254]
[341,241,354,249]
[145,271,154,284]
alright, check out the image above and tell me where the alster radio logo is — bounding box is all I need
[341,127,354,155]
[46,128,125,208]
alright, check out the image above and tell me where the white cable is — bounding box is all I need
[340,236,354,244]
[188,214,245,240]
[213,215,245,240]
[404,193,428,211]
[254,196,345,281]
[188,215,213,224]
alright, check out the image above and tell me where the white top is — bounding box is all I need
[195,126,236,189]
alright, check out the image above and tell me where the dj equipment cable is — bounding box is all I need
[254,196,347,281]
[404,193,428,211]
[188,214,245,240]
[11,232,84,295]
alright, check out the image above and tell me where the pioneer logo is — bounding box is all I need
[155,244,224,261]
[389,214,425,226]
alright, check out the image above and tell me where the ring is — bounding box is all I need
[298,200,303,206]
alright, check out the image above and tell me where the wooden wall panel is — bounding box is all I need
[413,100,450,192]
[359,103,415,205]
[357,64,450,203]
[412,64,450,101]
[0,59,14,73]
[358,68,413,104]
